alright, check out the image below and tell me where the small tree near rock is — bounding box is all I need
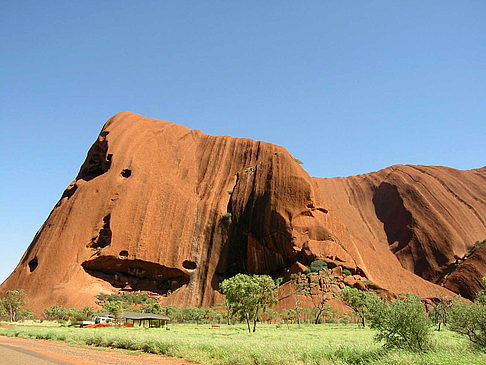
[448,277,486,348]
[220,273,277,333]
[340,287,379,327]
[0,289,27,322]
[367,294,432,352]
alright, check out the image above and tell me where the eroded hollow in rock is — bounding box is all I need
[82,256,189,295]
[89,214,112,249]
[373,182,413,254]
[77,132,112,181]
[28,257,38,272]
[121,169,132,178]
[119,250,128,259]
[182,260,197,270]
[61,182,78,200]
[55,182,78,208]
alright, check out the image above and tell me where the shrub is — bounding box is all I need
[0,304,7,321]
[342,269,352,276]
[448,301,486,348]
[0,289,27,322]
[309,260,328,273]
[17,308,34,321]
[43,305,69,321]
[222,212,232,220]
[466,239,486,257]
[294,158,304,165]
[448,277,486,348]
[340,287,379,327]
[67,306,95,322]
[367,295,432,352]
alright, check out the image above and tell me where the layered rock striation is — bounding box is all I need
[315,165,486,300]
[1,112,485,312]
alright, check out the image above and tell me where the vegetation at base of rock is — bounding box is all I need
[292,267,336,325]
[340,287,380,327]
[219,273,277,332]
[308,259,328,273]
[1,323,485,365]
[429,298,452,331]
[4,275,486,357]
[448,277,486,348]
[367,294,433,352]
[342,268,352,276]
[0,289,33,322]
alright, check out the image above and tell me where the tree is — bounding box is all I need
[67,306,95,322]
[162,305,182,322]
[0,303,7,321]
[263,308,279,324]
[448,277,486,348]
[220,274,277,333]
[281,309,296,328]
[103,300,126,324]
[0,289,27,322]
[367,294,432,352]
[340,287,380,327]
[142,298,163,314]
[43,305,69,321]
[291,270,334,324]
[476,277,486,305]
[429,298,452,331]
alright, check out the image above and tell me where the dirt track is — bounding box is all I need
[0,336,196,365]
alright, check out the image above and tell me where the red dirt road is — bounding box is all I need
[0,336,197,365]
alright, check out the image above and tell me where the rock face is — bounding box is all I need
[314,165,486,300]
[1,112,485,312]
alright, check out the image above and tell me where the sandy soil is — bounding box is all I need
[0,336,197,365]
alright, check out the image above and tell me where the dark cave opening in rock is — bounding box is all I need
[77,132,112,181]
[121,169,132,178]
[82,256,190,295]
[28,257,38,272]
[182,260,197,270]
[89,214,112,249]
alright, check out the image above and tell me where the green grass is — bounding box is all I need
[0,323,484,364]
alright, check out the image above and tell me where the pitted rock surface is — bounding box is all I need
[1,112,485,312]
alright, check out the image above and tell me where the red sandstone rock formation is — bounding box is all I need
[1,112,484,312]
[314,165,486,300]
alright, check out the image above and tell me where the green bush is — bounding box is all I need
[309,260,328,273]
[367,295,432,352]
[43,305,69,321]
[467,239,486,257]
[340,287,379,327]
[448,277,486,348]
[0,289,30,322]
[96,292,149,305]
[448,301,486,348]
[342,269,352,276]
[222,212,232,220]
[67,306,95,322]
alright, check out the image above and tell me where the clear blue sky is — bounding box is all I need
[1,1,485,284]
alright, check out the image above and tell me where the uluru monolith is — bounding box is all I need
[1,112,485,312]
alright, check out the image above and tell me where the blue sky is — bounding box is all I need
[1,1,485,284]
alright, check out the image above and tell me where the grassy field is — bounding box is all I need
[0,322,484,365]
